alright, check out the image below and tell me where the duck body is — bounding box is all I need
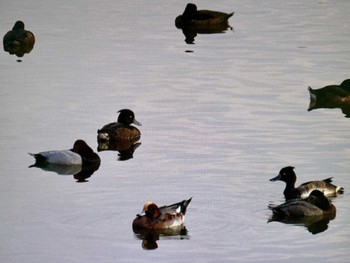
[30,150,82,165]
[97,109,141,141]
[270,166,344,200]
[133,198,192,230]
[29,140,100,166]
[3,21,35,57]
[269,190,336,218]
[308,79,350,116]
[175,3,233,30]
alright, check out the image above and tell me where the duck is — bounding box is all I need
[97,109,141,142]
[3,21,35,57]
[270,166,344,200]
[269,190,336,218]
[175,3,234,30]
[308,79,350,116]
[132,197,192,230]
[29,139,100,166]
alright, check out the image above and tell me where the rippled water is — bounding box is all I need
[1,0,350,262]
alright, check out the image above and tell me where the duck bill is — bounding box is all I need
[133,119,142,126]
[136,211,146,217]
[270,174,281,182]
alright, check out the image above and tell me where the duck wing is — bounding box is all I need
[159,198,192,215]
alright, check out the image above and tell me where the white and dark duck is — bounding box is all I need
[97,109,141,142]
[270,166,344,200]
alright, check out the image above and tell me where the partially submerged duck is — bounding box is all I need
[97,109,141,141]
[269,190,336,218]
[270,166,344,200]
[132,198,192,230]
[175,3,234,30]
[308,79,350,117]
[3,21,35,57]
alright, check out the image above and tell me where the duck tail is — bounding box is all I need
[323,177,334,183]
[28,153,46,167]
[181,197,192,215]
[337,186,344,194]
[308,86,317,111]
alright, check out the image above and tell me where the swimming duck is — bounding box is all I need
[308,79,350,117]
[270,166,344,200]
[132,197,192,230]
[29,139,100,166]
[175,3,234,30]
[97,109,141,142]
[269,190,336,218]
[3,21,35,57]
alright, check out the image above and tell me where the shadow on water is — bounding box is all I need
[268,213,336,235]
[133,226,189,250]
[97,139,141,161]
[3,21,35,61]
[28,162,100,183]
[308,79,350,118]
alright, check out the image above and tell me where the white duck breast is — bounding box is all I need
[35,150,82,165]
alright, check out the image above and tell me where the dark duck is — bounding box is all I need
[175,3,234,31]
[308,79,350,117]
[3,21,35,57]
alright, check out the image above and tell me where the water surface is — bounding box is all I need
[1,1,350,262]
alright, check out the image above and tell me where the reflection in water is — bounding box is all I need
[178,26,233,45]
[268,213,336,235]
[175,3,233,44]
[29,162,100,183]
[97,139,141,161]
[133,226,189,250]
[308,79,350,117]
[3,21,35,58]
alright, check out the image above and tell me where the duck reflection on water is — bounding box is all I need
[308,79,350,117]
[97,139,141,161]
[3,21,35,58]
[133,226,189,250]
[29,161,100,183]
[268,210,336,235]
[175,3,234,44]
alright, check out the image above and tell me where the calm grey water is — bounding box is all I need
[1,0,350,262]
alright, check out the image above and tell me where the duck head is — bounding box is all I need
[137,202,161,219]
[270,166,296,185]
[117,109,141,126]
[13,21,25,31]
[183,3,198,17]
[307,190,330,210]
